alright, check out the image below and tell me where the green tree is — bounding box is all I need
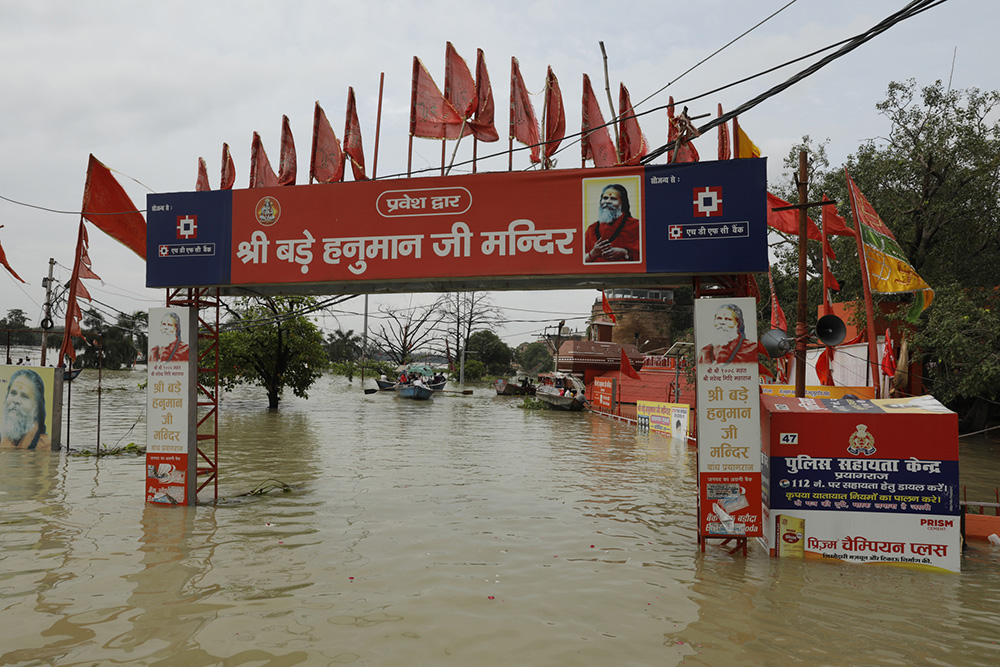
[466,330,514,376]
[516,341,553,374]
[219,296,329,410]
[325,328,362,363]
[770,80,1000,415]
[0,308,37,346]
[74,308,146,370]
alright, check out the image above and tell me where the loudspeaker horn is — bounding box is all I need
[816,314,847,347]
[761,329,793,359]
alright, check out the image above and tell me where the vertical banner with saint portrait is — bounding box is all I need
[695,297,762,538]
[146,307,197,505]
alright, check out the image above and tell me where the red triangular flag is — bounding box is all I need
[767,192,821,241]
[822,194,855,237]
[81,154,146,260]
[667,97,699,163]
[509,57,541,164]
[581,74,617,167]
[620,347,641,380]
[344,87,368,181]
[717,104,731,160]
[0,233,26,283]
[766,266,787,332]
[543,66,565,163]
[59,220,102,365]
[196,157,210,192]
[602,291,616,324]
[411,57,464,140]
[816,346,835,386]
[881,330,896,378]
[444,42,476,137]
[469,49,499,142]
[249,132,279,188]
[221,143,235,190]
[278,114,297,186]
[310,101,345,183]
[618,83,648,166]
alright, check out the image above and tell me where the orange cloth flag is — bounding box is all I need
[667,97,699,163]
[221,143,235,190]
[581,74,617,167]
[602,291,616,323]
[767,192,821,241]
[278,114,297,185]
[344,87,368,180]
[618,83,648,166]
[509,57,541,164]
[59,221,101,365]
[310,101,344,183]
[542,66,565,163]
[444,42,476,138]
[717,104,731,160]
[249,132,279,188]
[81,154,146,260]
[469,49,499,142]
[620,347,641,380]
[411,56,463,140]
[196,157,210,192]
[0,233,25,283]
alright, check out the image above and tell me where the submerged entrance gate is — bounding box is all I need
[144,160,768,504]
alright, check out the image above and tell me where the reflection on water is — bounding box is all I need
[1,371,999,666]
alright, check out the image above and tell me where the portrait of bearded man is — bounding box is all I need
[1,368,51,450]
[698,303,758,365]
[584,183,641,263]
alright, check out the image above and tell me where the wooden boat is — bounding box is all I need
[535,372,587,411]
[397,383,434,400]
[64,367,82,381]
[495,377,536,396]
[375,378,398,391]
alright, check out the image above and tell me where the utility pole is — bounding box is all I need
[40,257,55,366]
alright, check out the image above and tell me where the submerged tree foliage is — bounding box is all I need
[219,296,328,410]
[769,80,1000,413]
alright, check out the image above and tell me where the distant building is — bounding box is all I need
[589,288,682,354]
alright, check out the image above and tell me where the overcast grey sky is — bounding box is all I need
[1,0,993,347]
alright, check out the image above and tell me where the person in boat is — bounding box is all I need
[149,312,189,362]
[432,372,445,385]
[380,373,388,382]
[698,303,757,365]
[1,368,51,450]
[584,184,640,263]
[413,375,428,388]
[399,371,409,384]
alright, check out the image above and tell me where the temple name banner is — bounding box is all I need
[694,297,762,539]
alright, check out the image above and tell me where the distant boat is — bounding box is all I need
[495,377,536,396]
[375,377,446,392]
[535,372,587,411]
[64,367,82,382]
[397,383,434,400]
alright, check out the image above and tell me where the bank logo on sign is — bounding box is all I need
[668,225,684,240]
[177,215,198,239]
[693,187,723,217]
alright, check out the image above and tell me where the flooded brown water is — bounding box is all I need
[2,369,1000,666]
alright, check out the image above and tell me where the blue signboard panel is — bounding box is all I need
[147,190,232,288]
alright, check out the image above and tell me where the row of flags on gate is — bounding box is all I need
[0,42,933,380]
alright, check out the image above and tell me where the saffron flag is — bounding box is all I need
[59,221,101,365]
[821,194,855,238]
[620,347,641,380]
[845,169,933,318]
[766,266,787,332]
[733,117,761,158]
[310,101,344,183]
[602,291,616,323]
[249,132,279,188]
[667,97,699,163]
[816,346,835,386]
[81,154,146,260]
[581,74,617,167]
[618,83,648,166]
[881,329,896,378]
[344,87,368,180]
[196,157,210,192]
[509,57,541,164]
[543,66,565,162]
[717,104,731,160]
[221,143,235,190]
[411,57,464,140]
[278,114,297,185]
[469,49,499,142]
[821,196,844,307]
[0,233,25,283]
[444,42,476,139]
[767,192,821,241]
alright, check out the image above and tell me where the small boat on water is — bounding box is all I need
[535,372,587,411]
[495,376,536,396]
[375,377,447,392]
[64,367,82,381]
[397,383,435,400]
